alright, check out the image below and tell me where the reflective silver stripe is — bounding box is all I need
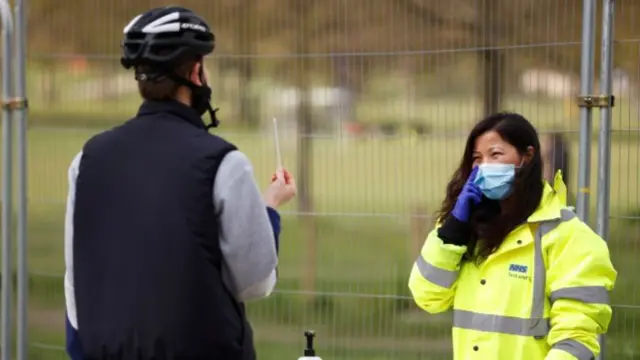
[453,209,577,337]
[550,286,610,304]
[552,339,595,360]
[453,310,549,336]
[531,209,575,320]
[416,255,458,288]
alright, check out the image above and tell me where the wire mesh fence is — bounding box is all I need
[0,0,637,359]
[604,1,640,358]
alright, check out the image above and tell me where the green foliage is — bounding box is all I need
[27,1,640,81]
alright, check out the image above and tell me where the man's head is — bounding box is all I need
[120,6,219,127]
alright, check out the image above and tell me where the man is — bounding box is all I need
[64,6,296,359]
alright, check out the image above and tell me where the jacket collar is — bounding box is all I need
[137,100,206,130]
[527,170,568,223]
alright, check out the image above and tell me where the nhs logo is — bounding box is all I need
[508,264,530,280]
[509,264,528,274]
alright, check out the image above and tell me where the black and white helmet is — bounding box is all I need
[120,6,215,69]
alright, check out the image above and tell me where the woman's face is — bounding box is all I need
[472,130,522,167]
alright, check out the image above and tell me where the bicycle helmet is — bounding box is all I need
[121,6,214,69]
[120,6,220,128]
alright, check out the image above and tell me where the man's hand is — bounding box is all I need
[264,168,297,208]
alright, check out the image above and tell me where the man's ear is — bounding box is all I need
[189,62,203,86]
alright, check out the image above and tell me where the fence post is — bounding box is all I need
[14,0,28,358]
[595,1,616,359]
[0,1,13,358]
[576,0,597,222]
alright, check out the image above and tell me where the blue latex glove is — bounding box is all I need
[451,166,483,222]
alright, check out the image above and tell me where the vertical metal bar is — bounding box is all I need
[576,0,597,222]
[595,1,615,359]
[14,0,28,358]
[0,0,13,358]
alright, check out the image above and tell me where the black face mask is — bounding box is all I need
[161,63,219,129]
[191,84,211,116]
[189,65,219,129]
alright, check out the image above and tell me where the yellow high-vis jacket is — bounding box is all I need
[408,173,617,360]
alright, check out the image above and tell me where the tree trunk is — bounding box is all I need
[295,3,317,301]
[238,58,257,128]
[236,0,258,128]
[479,0,504,115]
[482,49,504,115]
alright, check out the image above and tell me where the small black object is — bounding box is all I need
[304,330,316,356]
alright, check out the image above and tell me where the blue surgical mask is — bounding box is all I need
[472,163,516,200]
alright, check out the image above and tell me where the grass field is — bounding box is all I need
[3,120,636,359]
[0,80,637,359]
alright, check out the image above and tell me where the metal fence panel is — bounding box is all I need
[0,0,635,359]
[603,1,640,359]
[0,0,13,358]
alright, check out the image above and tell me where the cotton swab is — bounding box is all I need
[273,117,283,170]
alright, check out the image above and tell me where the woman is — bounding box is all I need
[408,112,617,360]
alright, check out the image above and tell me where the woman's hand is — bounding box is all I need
[451,166,483,222]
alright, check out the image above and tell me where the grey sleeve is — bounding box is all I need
[64,151,83,330]
[214,150,278,300]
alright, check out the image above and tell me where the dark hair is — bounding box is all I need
[136,59,199,101]
[436,112,544,262]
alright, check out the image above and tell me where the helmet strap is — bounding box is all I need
[167,65,219,129]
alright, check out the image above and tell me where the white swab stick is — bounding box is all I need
[273,117,283,170]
